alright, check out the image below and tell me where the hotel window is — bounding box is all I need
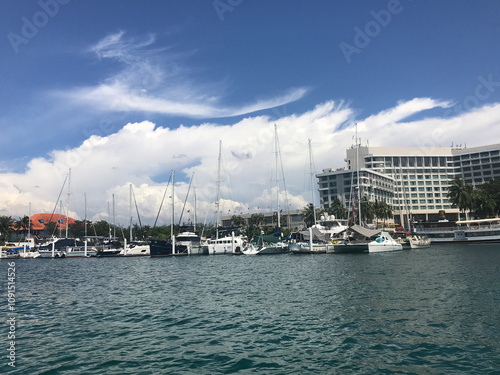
[435,199,441,203]
[436,205,442,209]
[420,206,427,209]
[411,193,417,198]
[433,175,439,179]
[418,187,424,191]
[418,181,424,186]
[419,193,425,198]
[412,206,419,210]
[420,200,426,204]
[434,193,441,197]
[426,181,432,185]
[428,205,434,209]
[412,200,418,204]
[433,181,440,185]
[425,175,431,179]
[427,194,433,198]
[417,174,423,179]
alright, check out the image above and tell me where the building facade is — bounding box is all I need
[319,143,500,225]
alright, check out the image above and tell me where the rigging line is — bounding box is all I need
[131,187,143,233]
[40,173,68,243]
[153,173,172,229]
[276,128,290,225]
[178,172,194,226]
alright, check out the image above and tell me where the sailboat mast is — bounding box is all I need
[84,193,87,237]
[129,184,133,242]
[308,139,317,226]
[66,168,71,238]
[193,173,197,233]
[215,140,222,239]
[355,123,362,226]
[171,170,175,241]
[59,200,62,238]
[112,193,116,239]
[275,124,280,229]
[28,202,31,240]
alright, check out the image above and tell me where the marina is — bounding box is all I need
[2,243,499,374]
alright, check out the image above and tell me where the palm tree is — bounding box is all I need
[360,197,375,224]
[0,215,14,243]
[328,198,347,219]
[447,177,473,219]
[302,203,316,228]
[231,215,246,228]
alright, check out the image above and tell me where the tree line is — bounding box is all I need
[447,177,500,219]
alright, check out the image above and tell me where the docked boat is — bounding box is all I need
[327,225,378,253]
[176,232,207,255]
[95,239,123,257]
[121,241,150,256]
[312,214,349,240]
[368,231,403,253]
[150,238,188,257]
[207,232,247,255]
[413,218,500,244]
[242,231,288,255]
[409,235,431,249]
[289,227,330,254]
[0,246,21,259]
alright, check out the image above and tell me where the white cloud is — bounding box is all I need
[61,31,308,118]
[2,99,500,228]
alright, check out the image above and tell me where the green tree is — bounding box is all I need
[231,215,246,228]
[328,198,347,220]
[0,215,14,243]
[448,177,473,219]
[302,203,317,228]
[360,197,375,223]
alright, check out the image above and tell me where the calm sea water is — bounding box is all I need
[1,244,500,374]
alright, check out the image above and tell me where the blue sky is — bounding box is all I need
[1,0,500,224]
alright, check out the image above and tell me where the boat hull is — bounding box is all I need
[327,243,368,253]
[150,240,188,257]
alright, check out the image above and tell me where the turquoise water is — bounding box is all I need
[2,244,500,374]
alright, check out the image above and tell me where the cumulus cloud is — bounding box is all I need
[2,98,499,227]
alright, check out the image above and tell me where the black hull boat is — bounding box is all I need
[150,239,188,257]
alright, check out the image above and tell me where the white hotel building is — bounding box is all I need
[318,143,500,225]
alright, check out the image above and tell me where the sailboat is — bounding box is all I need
[289,139,331,254]
[150,170,188,257]
[243,125,289,255]
[121,184,150,256]
[207,140,248,255]
[328,125,375,253]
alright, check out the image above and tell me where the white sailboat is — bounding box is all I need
[289,139,331,254]
[121,184,150,256]
[208,140,248,255]
[243,125,289,255]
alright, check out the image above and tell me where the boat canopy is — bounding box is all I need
[350,224,379,239]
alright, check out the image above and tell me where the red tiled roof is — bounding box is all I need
[15,213,78,231]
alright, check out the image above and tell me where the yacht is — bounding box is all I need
[413,218,500,244]
[207,233,247,255]
[368,231,403,253]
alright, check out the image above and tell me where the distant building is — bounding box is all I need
[318,143,500,225]
[220,209,304,230]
